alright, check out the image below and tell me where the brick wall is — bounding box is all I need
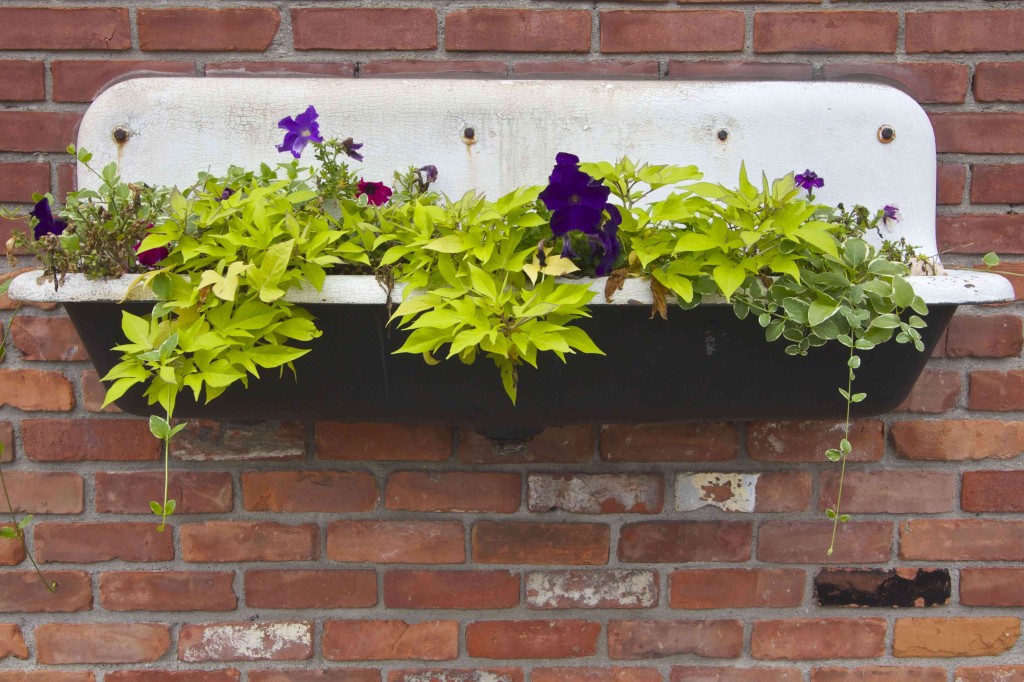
[1,1,1023,680]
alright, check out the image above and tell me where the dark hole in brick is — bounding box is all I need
[814,568,951,607]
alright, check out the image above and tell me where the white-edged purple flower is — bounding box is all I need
[276,105,323,159]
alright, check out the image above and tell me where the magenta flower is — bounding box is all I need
[357,180,392,206]
[30,198,67,239]
[135,224,168,268]
[795,170,824,193]
[276,105,323,159]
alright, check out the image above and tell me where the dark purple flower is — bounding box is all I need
[417,165,438,188]
[539,152,611,237]
[30,198,67,240]
[795,169,824,193]
[592,204,622,276]
[135,223,168,268]
[882,204,899,224]
[357,179,392,206]
[341,137,364,162]
[276,105,323,159]
[218,188,235,201]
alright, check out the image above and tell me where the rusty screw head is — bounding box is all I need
[463,127,475,140]
[717,129,729,141]
[112,126,130,143]
[877,125,895,144]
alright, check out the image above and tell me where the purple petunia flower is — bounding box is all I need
[795,169,825,193]
[592,204,622,277]
[357,179,392,206]
[883,204,899,223]
[418,165,438,186]
[218,188,235,202]
[539,152,611,237]
[30,198,67,240]
[135,224,169,268]
[276,105,323,159]
[341,137,364,163]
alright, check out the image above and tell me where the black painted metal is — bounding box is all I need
[66,301,955,440]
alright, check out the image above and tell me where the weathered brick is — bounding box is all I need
[961,568,1024,607]
[900,520,1024,560]
[947,314,1022,358]
[317,423,451,461]
[181,522,317,563]
[668,61,812,80]
[474,521,609,565]
[823,62,968,104]
[962,470,1024,512]
[100,571,236,612]
[932,114,1024,154]
[819,471,955,513]
[467,620,601,659]
[0,524,24,566]
[386,471,520,513]
[975,63,1024,103]
[812,668,946,682]
[362,60,507,78]
[0,8,130,50]
[179,622,312,662]
[956,667,1024,682]
[755,12,897,53]
[535,669,660,682]
[385,570,519,609]
[601,423,738,462]
[814,568,950,608]
[176,420,304,461]
[388,671,520,682]
[752,619,886,660]
[0,370,74,411]
[673,669,801,682]
[106,672,241,682]
[894,618,1020,658]
[460,425,595,464]
[10,316,87,361]
[138,9,280,51]
[0,163,49,203]
[970,371,1024,412]
[896,369,960,413]
[907,11,1024,53]
[324,620,458,661]
[242,470,377,512]
[448,10,589,53]
[53,60,196,103]
[36,623,170,664]
[938,215,1024,254]
[529,473,663,514]
[35,522,173,564]
[82,369,120,413]
[517,61,659,79]
[608,620,744,659]
[748,420,884,462]
[207,62,355,77]
[328,521,464,564]
[972,164,1024,204]
[675,472,811,513]
[23,418,159,461]
[527,570,658,609]
[252,672,378,682]
[758,521,892,564]
[601,11,744,53]
[670,569,804,609]
[0,472,83,514]
[0,60,45,101]
[891,420,1024,461]
[0,674,95,682]
[0,571,91,612]
[619,521,751,563]
[938,164,966,205]
[95,471,233,514]
[0,422,11,463]
[0,111,81,152]
[0,623,27,660]
[293,9,437,51]
[246,569,377,609]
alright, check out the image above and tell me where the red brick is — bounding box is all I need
[328,520,464,564]
[100,571,236,611]
[362,61,507,78]
[53,60,195,103]
[10,316,87,361]
[35,522,173,564]
[972,164,1024,204]
[448,10,590,53]
[668,61,812,80]
[253,672,378,682]
[0,570,91,612]
[0,111,80,152]
[820,471,955,513]
[812,668,946,682]
[386,471,520,513]
[752,619,886,660]
[823,62,967,104]
[608,620,743,659]
[601,11,743,53]
[242,470,377,513]
[0,674,94,682]
[891,419,1024,461]
[0,472,82,514]
[938,164,966,205]
[179,622,312,662]
[896,369,960,413]
[473,521,609,565]
[516,61,659,79]
[672,669,801,682]
[385,570,519,609]
[0,422,11,462]
[963,470,1024,512]
[36,623,170,664]
[601,423,737,462]
[755,12,896,53]
[975,63,1024,103]
[106,672,241,682]
[675,471,811,513]
[246,569,377,609]
[947,314,1022,358]
[468,620,601,659]
[0,370,74,411]
[83,369,120,413]
[619,521,751,563]
[900,520,1024,560]
[970,370,1024,411]
[460,425,595,464]
[527,570,658,609]
[670,569,804,609]
[57,162,76,202]
[182,522,317,562]
[535,669,660,682]
[324,620,457,661]
[175,420,304,461]
[207,62,355,77]
[388,672,520,682]
[0,163,49,203]
[907,11,1024,53]
[95,471,232,514]
[0,524,24,566]
[293,9,437,51]
[0,623,27,660]
[0,61,45,101]
[938,215,1024,255]
[758,521,892,564]
[932,113,1024,154]
[529,473,663,514]
[956,668,1024,682]
[0,8,129,50]
[317,423,451,461]
[961,568,1024,607]
[138,9,280,52]
[23,418,159,461]
[748,420,884,462]
[894,618,1019,657]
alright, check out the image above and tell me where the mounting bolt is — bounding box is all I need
[462,127,476,145]
[112,126,130,144]
[717,129,729,141]
[877,125,895,144]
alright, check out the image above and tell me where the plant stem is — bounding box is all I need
[827,339,856,556]
[158,403,172,532]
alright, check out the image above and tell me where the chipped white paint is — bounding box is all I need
[676,472,759,513]
[180,622,311,663]
[527,473,662,514]
[526,570,658,609]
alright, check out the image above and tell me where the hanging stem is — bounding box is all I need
[827,338,857,556]
[157,402,173,532]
